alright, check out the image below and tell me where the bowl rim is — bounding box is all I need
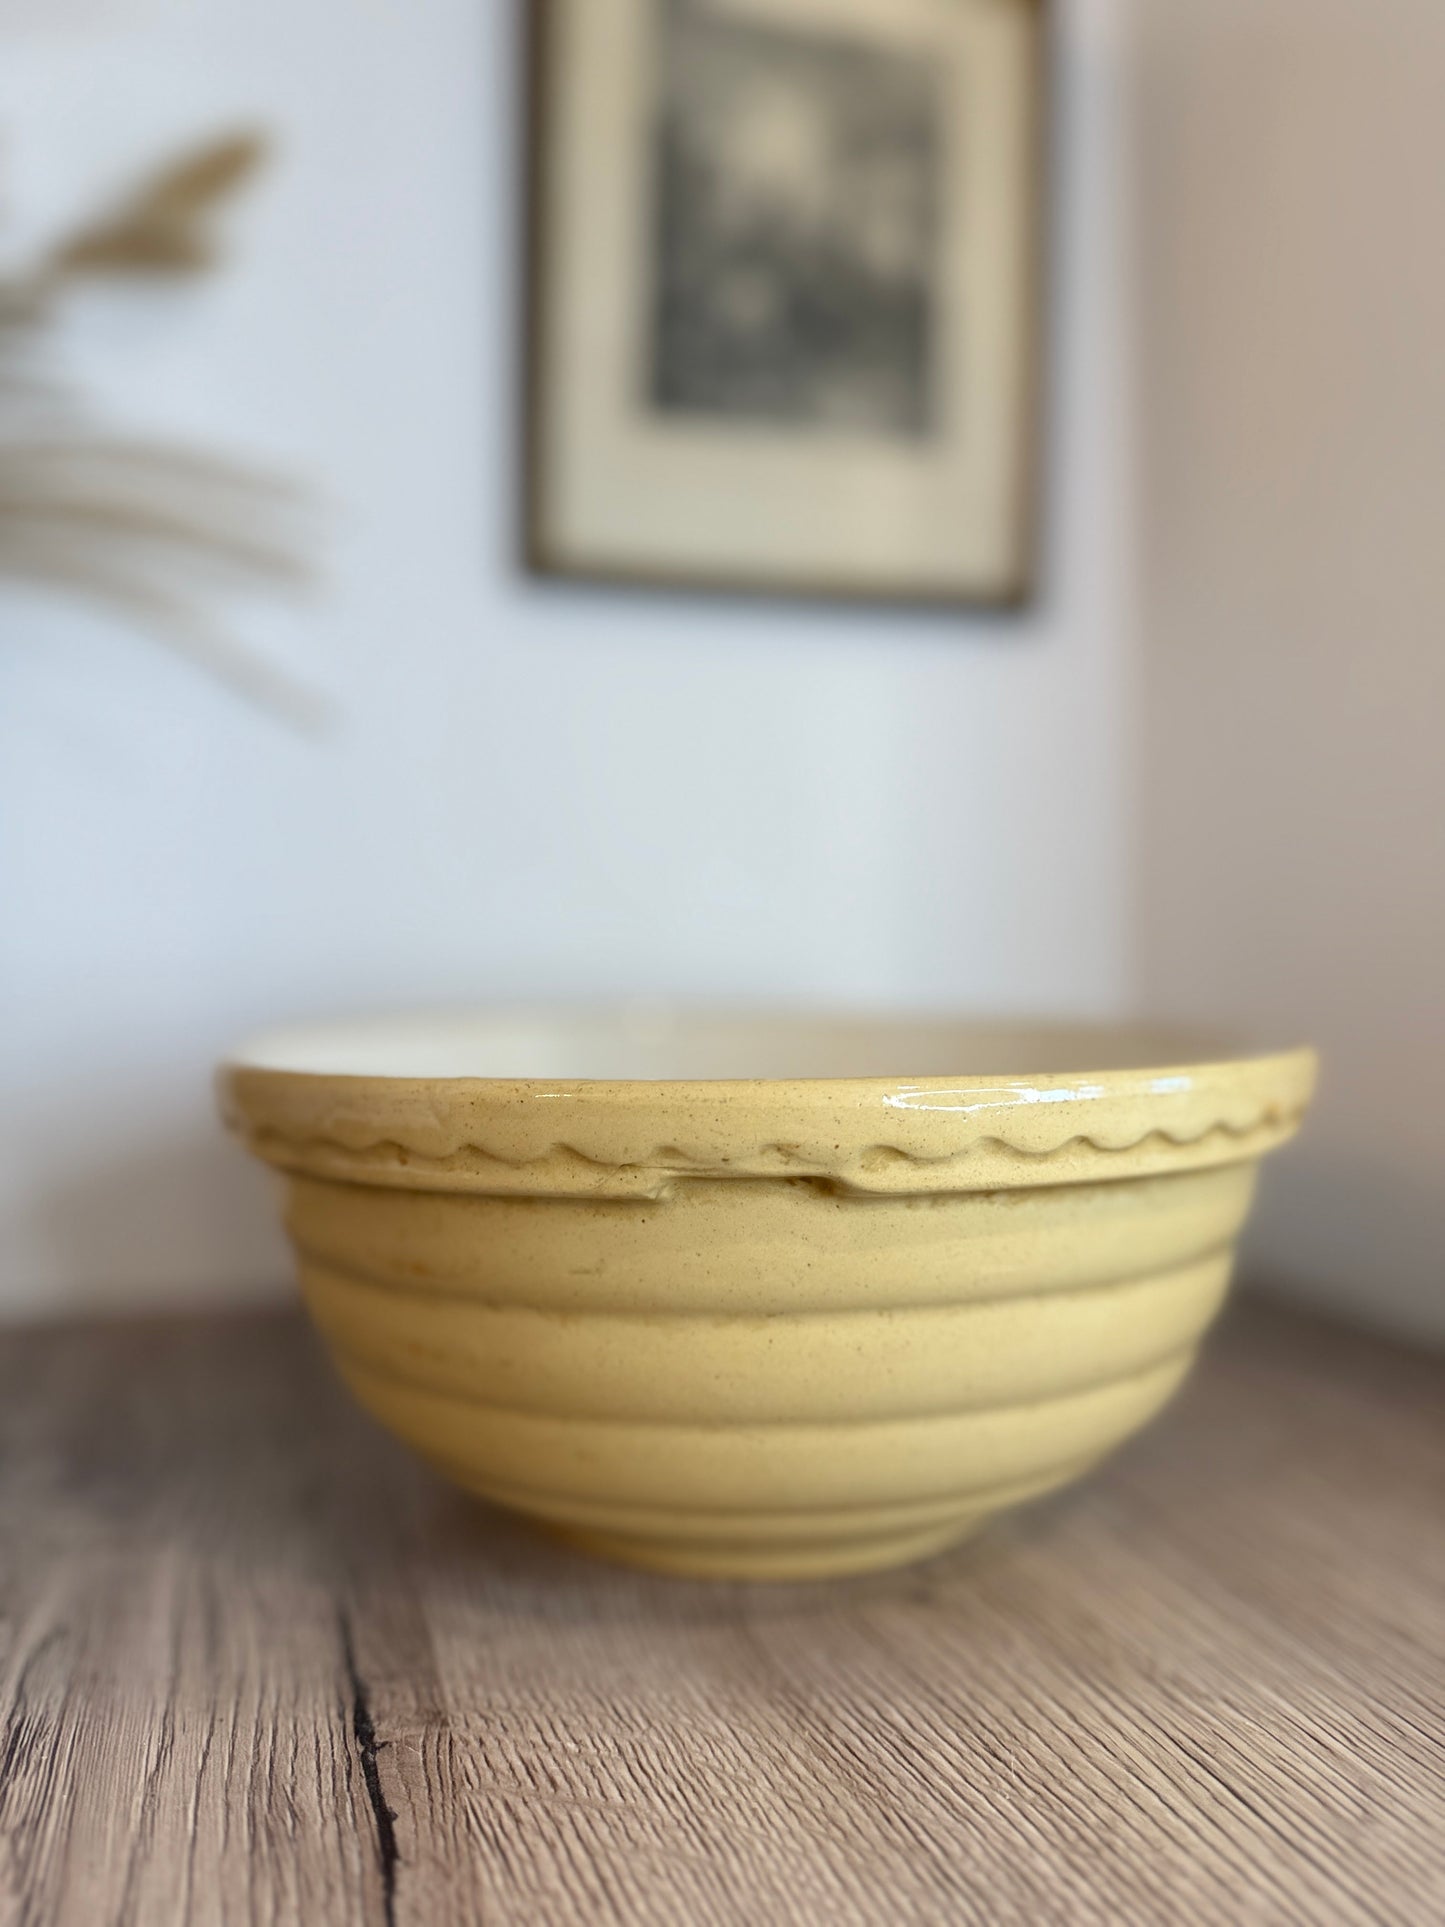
[219,1006,1317,1200]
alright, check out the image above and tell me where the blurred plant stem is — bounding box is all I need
[0,129,324,728]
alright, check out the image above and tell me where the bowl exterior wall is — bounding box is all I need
[287,1163,1257,1579]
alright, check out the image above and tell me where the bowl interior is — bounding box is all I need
[229,1008,1262,1085]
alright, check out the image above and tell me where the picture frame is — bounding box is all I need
[524,0,1048,608]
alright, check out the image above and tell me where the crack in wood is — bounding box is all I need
[339,1609,399,1927]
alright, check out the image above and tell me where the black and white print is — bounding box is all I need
[649,0,944,437]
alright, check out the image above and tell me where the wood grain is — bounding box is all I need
[0,1295,1441,1925]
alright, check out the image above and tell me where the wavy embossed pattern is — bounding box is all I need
[238,1110,1305,1198]
[223,1021,1316,1198]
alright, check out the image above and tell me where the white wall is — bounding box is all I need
[0,0,1135,1317]
[1132,0,1445,1342]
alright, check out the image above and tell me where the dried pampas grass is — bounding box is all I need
[49,131,270,279]
[1,129,322,725]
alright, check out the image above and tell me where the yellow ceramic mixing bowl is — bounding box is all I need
[221,1011,1315,1580]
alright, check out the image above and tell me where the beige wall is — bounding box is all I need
[1132,0,1445,1339]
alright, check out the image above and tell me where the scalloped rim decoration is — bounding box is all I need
[221,1037,1317,1199]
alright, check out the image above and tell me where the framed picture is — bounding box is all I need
[525,0,1047,607]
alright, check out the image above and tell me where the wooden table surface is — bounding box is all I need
[0,1294,1441,1926]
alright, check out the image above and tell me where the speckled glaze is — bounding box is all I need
[221,1012,1316,1580]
